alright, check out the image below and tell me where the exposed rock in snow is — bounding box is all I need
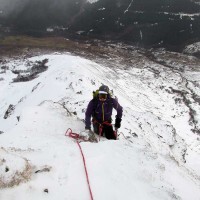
[183,42,200,55]
[12,59,48,82]
[0,148,31,188]
[4,104,15,119]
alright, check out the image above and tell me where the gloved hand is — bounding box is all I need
[83,129,98,142]
[115,117,121,129]
[88,132,98,143]
[85,126,91,130]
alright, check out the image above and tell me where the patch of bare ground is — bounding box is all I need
[1,36,199,75]
[0,36,109,59]
[0,148,32,189]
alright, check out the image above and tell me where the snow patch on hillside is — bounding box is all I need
[87,0,99,4]
[183,42,200,54]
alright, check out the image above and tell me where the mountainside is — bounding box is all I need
[0,0,200,49]
[0,44,200,199]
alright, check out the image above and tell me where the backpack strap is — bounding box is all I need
[92,98,98,118]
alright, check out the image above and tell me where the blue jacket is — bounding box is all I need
[85,97,123,129]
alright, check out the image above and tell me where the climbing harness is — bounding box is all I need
[93,120,118,141]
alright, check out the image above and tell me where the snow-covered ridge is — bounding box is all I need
[87,0,99,4]
[0,50,200,199]
[159,11,200,17]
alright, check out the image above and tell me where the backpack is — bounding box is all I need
[92,88,116,110]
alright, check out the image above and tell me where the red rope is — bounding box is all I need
[76,141,94,200]
[65,128,89,142]
[65,128,94,200]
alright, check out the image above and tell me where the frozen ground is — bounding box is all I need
[0,49,200,199]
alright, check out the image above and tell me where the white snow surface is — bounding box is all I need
[87,0,99,4]
[0,53,200,199]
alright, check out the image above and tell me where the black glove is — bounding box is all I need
[115,117,121,129]
[85,126,91,130]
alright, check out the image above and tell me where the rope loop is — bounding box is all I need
[65,128,80,139]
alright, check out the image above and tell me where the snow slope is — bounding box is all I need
[0,52,200,199]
